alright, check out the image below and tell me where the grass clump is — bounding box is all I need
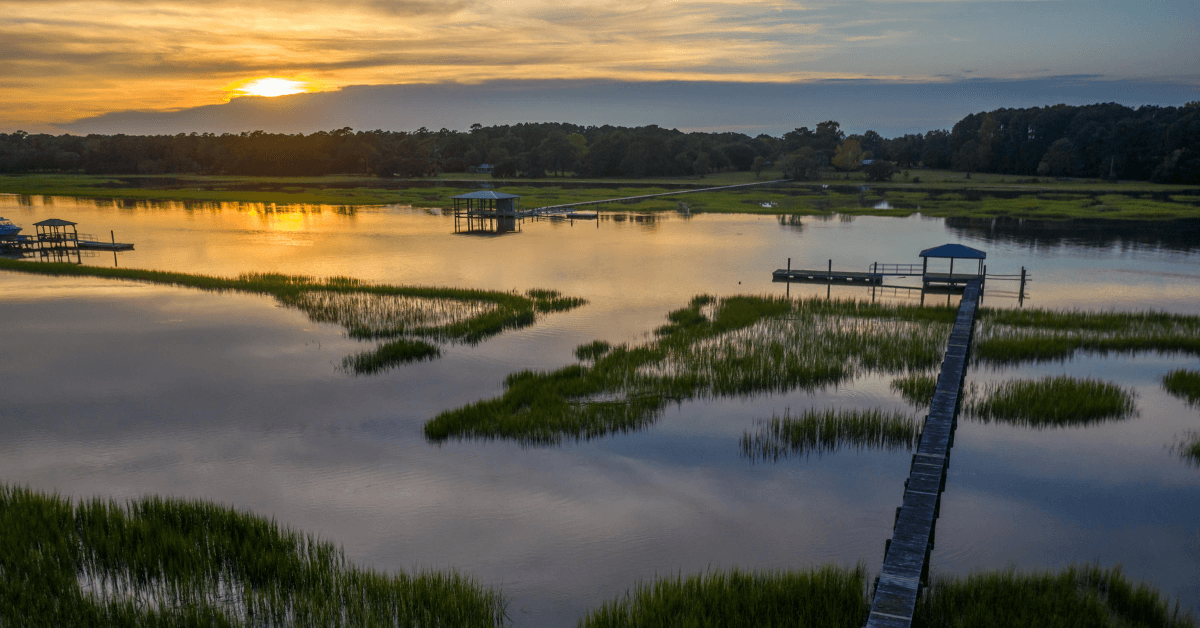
[0,260,584,375]
[975,308,1200,365]
[578,565,868,628]
[891,373,939,407]
[1162,369,1200,406]
[0,484,507,627]
[741,408,922,461]
[913,563,1196,628]
[343,339,441,374]
[426,295,953,444]
[966,376,1136,428]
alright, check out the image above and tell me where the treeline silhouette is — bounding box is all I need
[1,102,1196,182]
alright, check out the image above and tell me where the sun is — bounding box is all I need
[228,77,312,98]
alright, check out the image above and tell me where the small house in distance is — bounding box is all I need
[452,191,522,234]
[476,163,494,174]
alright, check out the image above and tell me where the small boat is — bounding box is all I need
[0,217,21,237]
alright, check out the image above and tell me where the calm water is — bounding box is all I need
[1,195,1198,624]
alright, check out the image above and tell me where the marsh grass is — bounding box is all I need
[966,376,1136,428]
[426,295,954,444]
[891,373,939,407]
[1162,369,1200,406]
[578,565,869,628]
[0,484,507,627]
[975,308,1200,365]
[741,408,922,461]
[913,564,1196,628]
[0,260,584,374]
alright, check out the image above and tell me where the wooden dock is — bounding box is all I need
[865,278,981,628]
[772,268,883,284]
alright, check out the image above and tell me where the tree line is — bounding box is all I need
[1,102,1196,183]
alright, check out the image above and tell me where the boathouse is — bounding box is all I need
[452,191,522,234]
[920,243,985,287]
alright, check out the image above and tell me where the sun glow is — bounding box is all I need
[229,77,312,98]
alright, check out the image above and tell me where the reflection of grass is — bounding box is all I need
[966,376,1136,428]
[425,295,953,444]
[1163,369,1200,406]
[741,408,921,461]
[975,308,1200,364]
[915,564,1196,628]
[0,484,507,627]
[0,260,584,374]
[579,565,869,628]
[891,373,939,407]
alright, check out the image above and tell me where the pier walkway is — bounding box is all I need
[865,278,981,628]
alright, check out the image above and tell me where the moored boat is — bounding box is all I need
[0,217,21,237]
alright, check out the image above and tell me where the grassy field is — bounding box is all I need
[0,259,584,375]
[0,484,507,627]
[2,170,1197,220]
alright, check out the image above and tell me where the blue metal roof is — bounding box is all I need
[451,191,521,200]
[919,243,986,259]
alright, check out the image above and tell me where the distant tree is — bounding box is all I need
[831,138,864,171]
[780,147,824,180]
[865,160,895,182]
[752,156,767,179]
[692,152,712,177]
[1037,138,1076,176]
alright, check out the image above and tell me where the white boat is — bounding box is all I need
[0,217,21,237]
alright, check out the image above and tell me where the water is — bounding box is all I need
[1,195,1198,624]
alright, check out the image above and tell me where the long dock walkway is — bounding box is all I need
[865,278,982,628]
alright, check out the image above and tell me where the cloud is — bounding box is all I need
[50,77,1200,139]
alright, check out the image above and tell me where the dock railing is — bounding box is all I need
[871,262,923,276]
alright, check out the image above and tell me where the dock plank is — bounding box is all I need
[866,279,980,628]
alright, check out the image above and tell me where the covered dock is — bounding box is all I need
[452,191,523,234]
[919,243,985,287]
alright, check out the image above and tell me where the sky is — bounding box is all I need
[4,0,1199,137]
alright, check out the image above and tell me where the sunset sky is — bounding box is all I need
[4,0,1198,136]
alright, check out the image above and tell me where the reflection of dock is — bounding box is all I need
[866,278,981,628]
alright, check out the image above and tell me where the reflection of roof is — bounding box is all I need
[919,243,986,259]
[451,191,520,200]
[34,218,77,227]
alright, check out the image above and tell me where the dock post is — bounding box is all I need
[828,259,832,277]
[1019,266,1027,305]
[787,257,791,274]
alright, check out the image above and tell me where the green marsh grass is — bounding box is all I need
[966,376,1136,428]
[0,484,507,627]
[891,373,939,407]
[913,563,1196,628]
[578,565,869,628]
[741,408,922,461]
[426,295,954,444]
[1162,369,1200,406]
[975,308,1200,365]
[0,260,584,374]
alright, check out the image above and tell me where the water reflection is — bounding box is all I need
[946,216,1200,253]
[1,196,1199,623]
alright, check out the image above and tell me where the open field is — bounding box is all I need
[2,171,1197,220]
[0,259,584,374]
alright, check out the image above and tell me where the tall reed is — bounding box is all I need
[0,484,507,627]
[578,565,869,628]
[426,295,953,444]
[1162,369,1200,406]
[742,408,922,461]
[890,373,939,407]
[966,376,1136,428]
[913,563,1196,628]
